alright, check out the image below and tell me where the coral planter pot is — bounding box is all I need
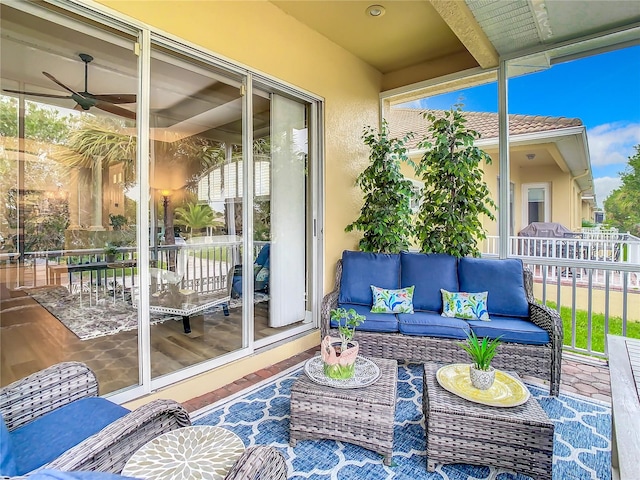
[321,335,359,380]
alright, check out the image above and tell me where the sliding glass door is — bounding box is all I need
[0,2,140,394]
[147,43,248,378]
[0,1,320,398]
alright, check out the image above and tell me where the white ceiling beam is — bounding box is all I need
[427,0,499,69]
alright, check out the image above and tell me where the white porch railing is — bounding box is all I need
[482,235,640,289]
[10,240,267,297]
[483,233,639,358]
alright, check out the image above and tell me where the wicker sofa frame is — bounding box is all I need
[321,259,563,396]
[1,362,287,480]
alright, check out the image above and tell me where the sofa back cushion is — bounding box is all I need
[339,251,400,306]
[458,257,529,318]
[401,252,458,312]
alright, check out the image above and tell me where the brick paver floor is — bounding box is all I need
[182,349,611,413]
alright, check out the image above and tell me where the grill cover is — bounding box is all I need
[518,222,578,238]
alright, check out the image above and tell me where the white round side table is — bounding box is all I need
[122,425,245,480]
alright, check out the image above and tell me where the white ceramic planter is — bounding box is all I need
[469,365,496,390]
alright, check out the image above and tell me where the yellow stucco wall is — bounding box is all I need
[98,0,383,293]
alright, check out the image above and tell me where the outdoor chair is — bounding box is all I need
[0,362,191,477]
[228,243,270,298]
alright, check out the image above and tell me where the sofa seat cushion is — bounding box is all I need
[1,413,17,477]
[458,257,529,318]
[401,252,458,312]
[335,303,399,332]
[339,251,400,306]
[398,311,471,339]
[468,316,550,345]
[11,397,130,475]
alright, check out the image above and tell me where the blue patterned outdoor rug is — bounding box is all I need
[194,363,611,480]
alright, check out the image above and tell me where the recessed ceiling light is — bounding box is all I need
[366,5,385,17]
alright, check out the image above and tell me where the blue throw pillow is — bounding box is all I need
[441,289,490,321]
[370,285,415,314]
[0,413,18,477]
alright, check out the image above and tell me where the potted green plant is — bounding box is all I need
[458,331,502,390]
[414,106,496,257]
[322,307,366,379]
[345,120,415,253]
[103,242,119,262]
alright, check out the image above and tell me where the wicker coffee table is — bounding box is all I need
[423,362,554,479]
[289,356,397,465]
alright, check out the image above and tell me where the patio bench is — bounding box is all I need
[607,334,640,480]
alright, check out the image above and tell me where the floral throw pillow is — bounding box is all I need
[441,289,490,321]
[370,285,415,314]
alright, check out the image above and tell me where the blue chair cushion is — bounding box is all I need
[400,252,458,312]
[338,251,400,306]
[11,397,130,475]
[334,303,399,332]
[254,243,270,268]
[468,316,550,345]
[30,470,141,480]
[398,311,471,339]
[231,244,270,297]
[458,257,529,318]
[0,413,18,477]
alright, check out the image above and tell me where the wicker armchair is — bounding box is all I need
[0,362,191,477]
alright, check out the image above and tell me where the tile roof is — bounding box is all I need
[388,108,583,150]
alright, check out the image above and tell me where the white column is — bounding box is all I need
[89,156,105,231]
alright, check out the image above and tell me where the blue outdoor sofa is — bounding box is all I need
[321,250,563,395]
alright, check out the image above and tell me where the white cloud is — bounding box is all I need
[594,176,622,206]
[587,122,640,167]
[395,99,424,109]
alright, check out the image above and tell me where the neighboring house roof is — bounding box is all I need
[388,108,583,149]
[388,108,594,198]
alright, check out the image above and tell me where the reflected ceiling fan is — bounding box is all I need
[3,53,136,119]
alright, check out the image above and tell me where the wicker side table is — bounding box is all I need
[423,362,554,479]
[289,356,398,465]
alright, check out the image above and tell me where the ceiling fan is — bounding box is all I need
[2,53,136,119]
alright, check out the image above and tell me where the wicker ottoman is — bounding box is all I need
[289,356,397,465]
[423,362,554,479]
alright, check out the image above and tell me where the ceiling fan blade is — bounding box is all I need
[42,71,82,97]
[2,88,73,100]
[88,93,136,104]
[94,101,136,120]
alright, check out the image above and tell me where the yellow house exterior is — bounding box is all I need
[388,108,595,239]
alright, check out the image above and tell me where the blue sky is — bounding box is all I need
[400,45,640,207]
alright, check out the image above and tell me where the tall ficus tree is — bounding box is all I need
[414,107,496,257]
[345,120,415,253]
[604,144,640,236]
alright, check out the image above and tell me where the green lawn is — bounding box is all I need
[544,301,640,355]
